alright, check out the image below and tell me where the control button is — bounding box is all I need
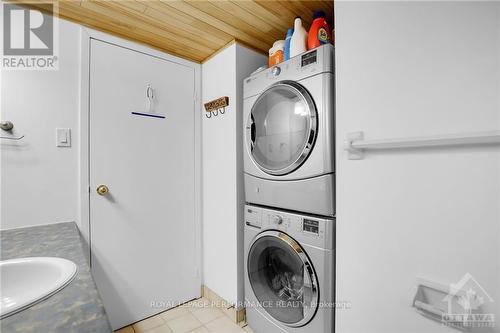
[272,66,281,76]
[271,215,283,225]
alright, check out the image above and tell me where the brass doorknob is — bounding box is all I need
[96,185,109,196]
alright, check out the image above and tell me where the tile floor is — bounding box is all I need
[115,298,255,333]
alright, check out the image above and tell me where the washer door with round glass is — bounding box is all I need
[247,231,319,327]
[247,81,317,176]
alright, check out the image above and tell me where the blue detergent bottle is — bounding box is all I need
[284,28,294,61]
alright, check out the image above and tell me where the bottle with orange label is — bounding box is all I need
[268,40,285,67]
[307,10,331,50]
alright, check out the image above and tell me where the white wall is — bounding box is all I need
[1,17,82,230]
[202,43,266,305]
[335,2,500,332]
[235,45,268,305]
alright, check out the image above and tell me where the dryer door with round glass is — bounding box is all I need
[247,81,317,176]
[247,231,319,327]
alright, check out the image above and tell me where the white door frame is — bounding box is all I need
[78,27,202,283]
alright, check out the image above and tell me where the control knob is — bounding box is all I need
[271,215,283,225]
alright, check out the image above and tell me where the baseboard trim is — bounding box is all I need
[201,285,246,324]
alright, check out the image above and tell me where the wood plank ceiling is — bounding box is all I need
[18,0,334,63]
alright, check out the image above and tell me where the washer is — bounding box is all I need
[243,44,335,216]
[244,204,335,333]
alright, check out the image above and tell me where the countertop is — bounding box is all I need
[0,222,113,333]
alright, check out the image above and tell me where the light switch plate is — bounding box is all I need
[56,128,71,147]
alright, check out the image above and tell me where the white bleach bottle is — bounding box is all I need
[290,16,308,57]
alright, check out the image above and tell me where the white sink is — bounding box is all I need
[0,257,78,318]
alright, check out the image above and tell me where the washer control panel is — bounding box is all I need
[303,218,319,234]
[245,207,262,228]
[244,204,334,249]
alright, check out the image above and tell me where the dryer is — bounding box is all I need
[244,204,335,333]
[243,44,335,216]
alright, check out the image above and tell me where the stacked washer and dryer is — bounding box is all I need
[243,44,335,333]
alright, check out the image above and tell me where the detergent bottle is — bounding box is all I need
[307,10,331,49]
[290,17,307,58]
[268,40,285,67]
[284,28,294,61]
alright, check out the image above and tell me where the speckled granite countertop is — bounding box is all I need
[0,222,113,333]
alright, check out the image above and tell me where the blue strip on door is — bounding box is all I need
[131,112,166,119]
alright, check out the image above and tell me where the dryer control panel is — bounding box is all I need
[243,44,334,99]
[244,204,334,250]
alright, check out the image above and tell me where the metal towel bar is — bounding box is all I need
[345,130,500,160]
[0,134,25,140]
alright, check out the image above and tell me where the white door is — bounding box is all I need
[89,39,199,330]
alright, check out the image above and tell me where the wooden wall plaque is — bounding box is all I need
[204,96,229,113]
